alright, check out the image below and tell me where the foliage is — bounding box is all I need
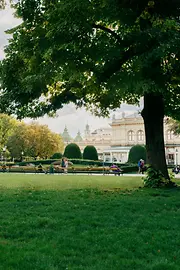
[5,164,138,174]
[144,166,177,188]
[128,145,146,164]
[1,0,180,180]
[0,114,17,149]
[0,0,7,9]
[83,145,98,160]
[0,1,179,118]
[64,143,82,159]
[7,122,64,159]
[50,152,62,159]
[166,118,180,135]
[18,158,138,171]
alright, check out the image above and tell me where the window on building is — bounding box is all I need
[137,130,144,141]
[167,130,174,140]
[128,130,135,141]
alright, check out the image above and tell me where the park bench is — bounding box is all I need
[109,168,124,176]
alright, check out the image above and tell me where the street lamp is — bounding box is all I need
[176,149,178,165]
[21,151,24,162]
[2,146,7,164]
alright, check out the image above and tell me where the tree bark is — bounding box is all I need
[141,93,169,180]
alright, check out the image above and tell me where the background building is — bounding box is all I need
[103,113,180,165]
[61,124,112,160]
[61,113,180,165]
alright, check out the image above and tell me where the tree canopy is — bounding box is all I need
[0,114,17,148]
[7,122,64,159]
[1,0,180,118]
[1,0,180,179]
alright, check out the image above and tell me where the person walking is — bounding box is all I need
[138,159,141,173]
[64,158,68,174]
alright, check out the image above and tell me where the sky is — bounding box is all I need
[0,6,142,137]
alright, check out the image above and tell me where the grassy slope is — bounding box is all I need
[0,175,180,270]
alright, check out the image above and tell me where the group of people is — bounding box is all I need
[138,159,146,174]
[61,157,68,173]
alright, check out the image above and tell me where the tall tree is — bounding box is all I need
[1,0,180,178]
[7,122,64,159]
[7,122,29,159]
[0,114,17,148]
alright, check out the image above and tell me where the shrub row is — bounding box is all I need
[0,164,138,174]
[18,159,126,167]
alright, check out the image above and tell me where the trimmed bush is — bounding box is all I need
[1,164,138,174]
[51,152,62,159]
[128,145,146,164]
[83,145,98,160]
[18,158,129,167]
[64,143,82,159]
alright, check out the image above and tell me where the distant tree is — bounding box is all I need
[7,122,29,159]
[51,152,62,159]
[0,114,17,148]
[64,143,82,159]
[7,122,64,159]
[83,145,98,161]
[128,145,146,164]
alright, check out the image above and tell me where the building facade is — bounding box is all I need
[61,124,112,159]
[61,113,180,165]
[103,113,180,165]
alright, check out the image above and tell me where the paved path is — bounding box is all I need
[1,172,180,178]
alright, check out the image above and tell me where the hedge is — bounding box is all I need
[17,158,124,167]
[0,164,138,174]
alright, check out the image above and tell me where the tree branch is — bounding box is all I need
[92,23,123,44]
[97,37,159,83]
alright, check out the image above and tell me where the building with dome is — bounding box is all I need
[103,112,180,165]
[61,112,180,165]
[61,125,112,159]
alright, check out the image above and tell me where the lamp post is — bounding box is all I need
[21,151,24,162]
[2,146,7,165]
[176,149,178,165]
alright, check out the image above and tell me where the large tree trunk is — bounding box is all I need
[141,93,169,180]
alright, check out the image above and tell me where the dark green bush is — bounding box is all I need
[50,152,62,159]
[16,158,129,168]
[144,166,177,188]
[64,143,82,159]
[2,164,138,174]
[83,145,98,160]
[18,159,58,166]
[128,145,146,164]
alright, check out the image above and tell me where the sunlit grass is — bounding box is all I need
[0,174,180,270]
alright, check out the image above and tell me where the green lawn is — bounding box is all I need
[0,174,143,190]
[0,174,180,270]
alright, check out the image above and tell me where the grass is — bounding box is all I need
[0,174,143,190]
[0,174,180,270]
